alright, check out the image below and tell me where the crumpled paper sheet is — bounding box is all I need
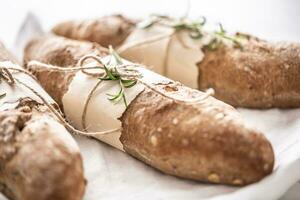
[2,13,300,200]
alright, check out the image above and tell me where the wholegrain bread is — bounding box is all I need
[199,38,300,108]
[24,35,274,186]
[52,15,300,108]
[0,42,85,200]
[52,15,135,48]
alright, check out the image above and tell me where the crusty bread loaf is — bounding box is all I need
[0,42,85,200]
[52,15,300,108]
[52,15,135,48]
[24,35,274,186]
[24,35,107,108]
[199,38,300,108]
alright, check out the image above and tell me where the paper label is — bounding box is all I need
[0,61,54,111]
[118,25,207,89]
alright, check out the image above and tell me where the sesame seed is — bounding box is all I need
[150,135,158,146]
[208,173,220,183]
[232,179,243,185]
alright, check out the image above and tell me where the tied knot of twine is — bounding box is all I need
[75,54,142,130]
[77,54,141,79]
[28,55,143,131]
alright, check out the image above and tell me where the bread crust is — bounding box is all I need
[121,84,274,185]
[52,15,135,48]
[51,15,300,108]
[24,35,107,108]
[199,38,300,108]
[24,35,274,186]
[0,43,85,200]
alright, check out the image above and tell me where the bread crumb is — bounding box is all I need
[150,135,158,146]
[208,173,220,183]
[157,127,162,132]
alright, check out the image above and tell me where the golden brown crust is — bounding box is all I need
[24,35,107,108]
[121,84,274,185]
[0,44,85,200]
[51,16,300,108]
[52,15,135,48]
[24,35,274,186]
[199,38,300,108]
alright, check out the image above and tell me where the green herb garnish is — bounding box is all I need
[99,46,141,107]
[173,17,206,39]
[214,23,243,49]
[139,15,245,50]
[139,15,206,40]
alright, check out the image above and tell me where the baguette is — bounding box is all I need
[52,14,135,48]
[52,15,300,108]
[24,35,274,186]
[0,42,85,200]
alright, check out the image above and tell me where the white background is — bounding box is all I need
[1,0,300,48]
[0,0,299,199]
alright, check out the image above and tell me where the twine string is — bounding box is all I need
[0,63,119,136]
[22,54,213,136]
[117,22,201,80]
[28,55,213,106]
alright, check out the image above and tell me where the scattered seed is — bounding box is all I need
[232,179,243,185]
[208,173,220,183]
[150,135,158,146]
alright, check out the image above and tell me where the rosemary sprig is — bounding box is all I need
[214,23,243,49]
[172,17,206,39]
[0,93,6,100]
[99,46,140,107]
[138,15,169,29]
[139,15,245,50]
[139,15,206,40]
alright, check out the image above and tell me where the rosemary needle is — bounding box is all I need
[139,15,244,50]
[99,46,140,107]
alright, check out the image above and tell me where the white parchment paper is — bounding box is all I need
[3,13,299,200]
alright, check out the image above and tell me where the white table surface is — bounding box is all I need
[0,0,299,199]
